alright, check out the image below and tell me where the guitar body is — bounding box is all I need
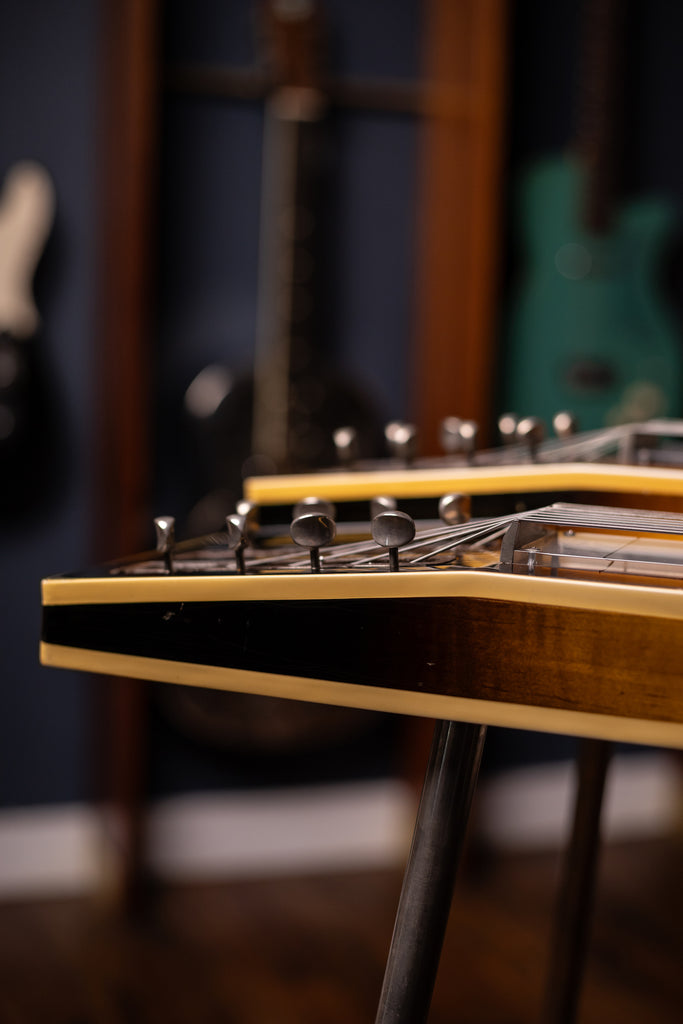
[183,360,381,533]
[505,156,681,429]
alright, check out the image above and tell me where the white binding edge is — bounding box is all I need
[41,567,683,621]
[245,462,683,503]
[40,643,683,750]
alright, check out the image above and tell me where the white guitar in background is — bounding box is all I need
[0,159,57,520]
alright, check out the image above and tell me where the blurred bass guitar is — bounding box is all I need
[504,0,682,430]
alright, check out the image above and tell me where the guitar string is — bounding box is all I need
[249,502,683,573]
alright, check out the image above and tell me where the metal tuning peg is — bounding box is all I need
[333,425,359,467]
[515,416,545,461]
[438,493,471,525]
[439,416,463,456]
[292,496,337,521]
[497,412,518,446]
[371,509,416,572]
[225,514,248,573]
[552,410,578,439]
[154,516,175,573]
[457,420,478,463]
[235,499,259,540]
[290,512,336,573]
[385,421,417,464]
[370,495,397,520]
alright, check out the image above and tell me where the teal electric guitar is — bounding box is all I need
[504,0,682,430]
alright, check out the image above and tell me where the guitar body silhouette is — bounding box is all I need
[504,156,682,430]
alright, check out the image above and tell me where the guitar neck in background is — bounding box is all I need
[251,62,328,467]
[572,0,625,232]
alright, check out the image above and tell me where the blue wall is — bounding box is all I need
[0,0,100,805]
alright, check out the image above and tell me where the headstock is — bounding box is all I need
[41,498,683,749]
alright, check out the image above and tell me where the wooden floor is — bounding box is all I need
[0,836,680,1023]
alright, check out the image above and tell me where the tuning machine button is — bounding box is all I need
[370,495,397,520]
[154,516,175,573]
[497,412,519,446]
[371,509,416,572]
[385,421,417,464]
[439,416,463,455]
[292,496,337,521]
[438,493,471,525]
[439,417,477,461]
[235,499,259,539]
[290,512,336,573]
[552,410,578,438]
[225,513,249,573]
[333,426,359,467]
[457,420,478,463]
[515,416,545,461]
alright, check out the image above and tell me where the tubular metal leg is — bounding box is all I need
[374,719,487,1024]
[542,738,612,1024]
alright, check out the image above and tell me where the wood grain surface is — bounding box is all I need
[0,836,680,1023]
[42,596,683,729]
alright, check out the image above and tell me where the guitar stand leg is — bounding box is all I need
[541,738,612,1024]
[374,719,487,1024]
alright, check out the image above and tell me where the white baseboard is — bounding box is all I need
[477,752,682,849]
[0,754,680,901]
[0,779,415,901]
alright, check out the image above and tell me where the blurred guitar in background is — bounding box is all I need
[0,160,58,521]
[182,0,380,538]
[504,0,682,430]
[164,0,382,754]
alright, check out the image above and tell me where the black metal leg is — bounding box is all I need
[542,738,612,1024]
[374,719,487,1024]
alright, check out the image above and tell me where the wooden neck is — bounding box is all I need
[251,0,329,470]
[251,88,327,466]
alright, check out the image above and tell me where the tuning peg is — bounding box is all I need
[385,421,417,464]
[225,513,249,573]
[439,417,463,455]
[438,493,471,525]
[371,509,416,572]
[333,426,359,467]
[154,516,175,573]
[290,512,336,572]
[497,412,519,446]
[515,416,545,461]
[552,410,578,439]
[370,495,397,520]
[458,420,478,463]
[235,499,259,540]
[292,496,337,521]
